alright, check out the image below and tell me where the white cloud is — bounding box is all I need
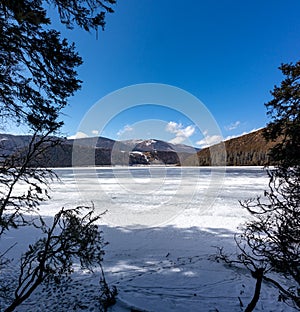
[225,121,241,131]
[196,132,223,148]
[91,130,99,136]
[67,131,89,139]
[166,121,195,144]
[169,136,185,144]
[117,124,134,137]
[165,121,179,133]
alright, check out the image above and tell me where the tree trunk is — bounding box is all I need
[245,268,264,312]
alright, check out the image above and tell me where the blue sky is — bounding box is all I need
[49,1,300,147]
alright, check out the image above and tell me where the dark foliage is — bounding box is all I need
[0,0,115,231]
[0,0,115,132]
[2,206,111,311]
[217,61,300,311]
[264,61,300,170]
[0,0,116,310]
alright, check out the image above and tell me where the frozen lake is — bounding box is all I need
[4,166,293,311]
[45,166,269,229]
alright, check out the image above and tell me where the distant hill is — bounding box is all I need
[0,134,34,156]
[0,134,197,167]
[0,129,278,167]
[196,128,277,166]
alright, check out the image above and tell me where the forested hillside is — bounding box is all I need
[196,128,278,166]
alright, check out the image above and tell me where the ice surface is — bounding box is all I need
[1,166,294,311]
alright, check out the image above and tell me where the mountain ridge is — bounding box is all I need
[0,128,277,167]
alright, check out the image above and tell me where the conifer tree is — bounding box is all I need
[217,61,300,311]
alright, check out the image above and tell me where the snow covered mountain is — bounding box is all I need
[123,139,199,154]
[0,134,198,167]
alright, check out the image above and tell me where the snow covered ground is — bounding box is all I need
[1,167,296,311]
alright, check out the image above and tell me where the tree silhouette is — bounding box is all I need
[217,61,300,311]
[0,1,116,310]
